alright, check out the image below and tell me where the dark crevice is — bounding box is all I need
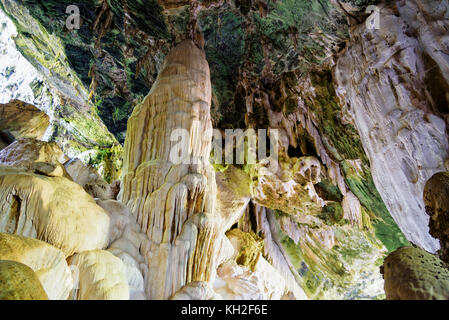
[288,144,304,158]
[423,53,449,115]
[6,195,21,234]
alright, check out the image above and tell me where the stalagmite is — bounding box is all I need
[119,40,221,299]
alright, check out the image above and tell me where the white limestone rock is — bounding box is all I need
[335,0,449,252]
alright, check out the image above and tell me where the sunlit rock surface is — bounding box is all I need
[0,260,48,300]
[69,250,129,300]
[335,0,449,252]
[0,167,111,256]
[0,100,49,143]
[0,233,72,300]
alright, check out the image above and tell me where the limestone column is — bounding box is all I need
[119,40,220,299]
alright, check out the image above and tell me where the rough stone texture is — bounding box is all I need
[65,158,119,200]
[170,281,218,300]
[250,155,325,218]
[215,165,251,231]
[424,172,449,263]
[214,229,287,300]
[248,206,308,300]
[226,229,263,272]
[0,166,110,257]
[96,199,148,300]
[68,250,129,300]
[237,202,386,300]
[0,8,121,182]
[119,40,222,299]
[0,233,72,300]
[382,246,449,300]
[0,99,49,141]
[335,0,449,252]
[0,138,69,178]
[0,260,48,300]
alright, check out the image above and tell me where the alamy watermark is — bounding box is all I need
[170,126,280,173]
[366,5,380,30]
[66,5,80,30]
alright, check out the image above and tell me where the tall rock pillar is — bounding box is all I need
[119,40,219,299]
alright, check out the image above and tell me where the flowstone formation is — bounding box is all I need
[119,40,235,299]
[0,136,147,300]
[0,233,72,300]
[335,0,449,252]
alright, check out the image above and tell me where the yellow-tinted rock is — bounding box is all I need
[0,260,48,300]
[226,229,263,272]
[0,138,69,178]
[0,100,49,141]
[119,40,221,299]
[0,233,72,300]
[250,156,324,217]
[382,246,449,300]
[0,166,111,256]
[69,250,129,300]
[215,165,251,231]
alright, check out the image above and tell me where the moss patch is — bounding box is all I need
[342,161,409,253]
[227,229,264,272]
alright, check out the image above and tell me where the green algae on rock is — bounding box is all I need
[227,228,264,272]
[0,260,48,300]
